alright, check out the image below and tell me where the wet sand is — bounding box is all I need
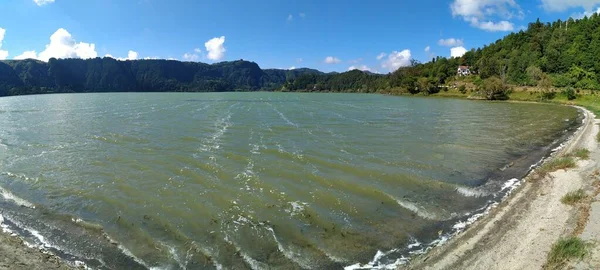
[0,220,73,269]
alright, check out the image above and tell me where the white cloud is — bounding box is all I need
[376,53,387,60]
[450,0,520,31]
[205,36,226,61]
[451,46,468,57]
[572,7,600,18]
[125,50,138,60]
[103,51,137,61]
[324,56,341,64]
[143,56,159,60]
[424,46,431,52]
[296,58,303,63]
[381,50,412,72]
[289,66,296,70]
[183,52,199,61]
[34,0,55,6]
[541,0,600,12]
[0,28,8,60]
[34,28,97,61]
[183,48,202,61]
[469,17,514,31]
[287,14,294,21]
[348,65,370,71]
[438,38,464,47]
[14,51,37,60]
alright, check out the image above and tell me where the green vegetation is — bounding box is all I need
[545,237,588,269]
[570,148,590,160]
[0,58,325,96]
[560,189,587,205]
[3,15,600,105]
[535,157,576,179]
[283,15,600,98]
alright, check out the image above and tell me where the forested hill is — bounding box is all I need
[2,15,600,97]
[286,15,600,94]
[0,58,323,96]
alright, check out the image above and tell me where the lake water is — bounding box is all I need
[0,93,580,269]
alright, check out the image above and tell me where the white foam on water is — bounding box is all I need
[72,261,92,270]
[349,175,525,269]
[455,186,489,198]
[265,227,314,269]
[188,241,223,270]
[199,110,233,152]
[160,242,186,269]
[285,201,308,217]
[407,238,421,249]
[223,235,268,270]
[344,248,406,270]
[393,198,438,220]
[270,105,299,128]
[116,244,154,269]
[500,178,521,193]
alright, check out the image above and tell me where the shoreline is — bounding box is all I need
[403,106,599,269]
[0,215,74,269]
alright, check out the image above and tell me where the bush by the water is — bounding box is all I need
[562,87,577,100]
[477,77,510,100]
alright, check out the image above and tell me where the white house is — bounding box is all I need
[457,66,471,76]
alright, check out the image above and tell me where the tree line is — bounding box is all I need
[1,14,600,98]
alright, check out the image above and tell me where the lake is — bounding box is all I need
[0,93,580,269]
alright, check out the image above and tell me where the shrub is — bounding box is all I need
[458,85,467,94]
[479,77,510,100]
[562,87,576,100]
[540,91,556,101]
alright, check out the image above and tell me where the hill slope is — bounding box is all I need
[0,58,322,96]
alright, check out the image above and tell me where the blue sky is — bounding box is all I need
[1,0,600,73]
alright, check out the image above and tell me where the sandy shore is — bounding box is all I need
[404,106,600,270]
[0,220,73,269]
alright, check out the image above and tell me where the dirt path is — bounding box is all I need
[404,107,599,270]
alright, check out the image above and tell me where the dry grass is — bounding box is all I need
[560,189,586,205]
[534,157,577,180]
[570,148,590,160]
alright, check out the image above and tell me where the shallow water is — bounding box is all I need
[0,93,580,269]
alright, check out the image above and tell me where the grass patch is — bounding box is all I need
[545,237,588,269]
[535,157,576,179]
[560,189,587,205]
[570,148,590,160]
[597,129,600,143]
